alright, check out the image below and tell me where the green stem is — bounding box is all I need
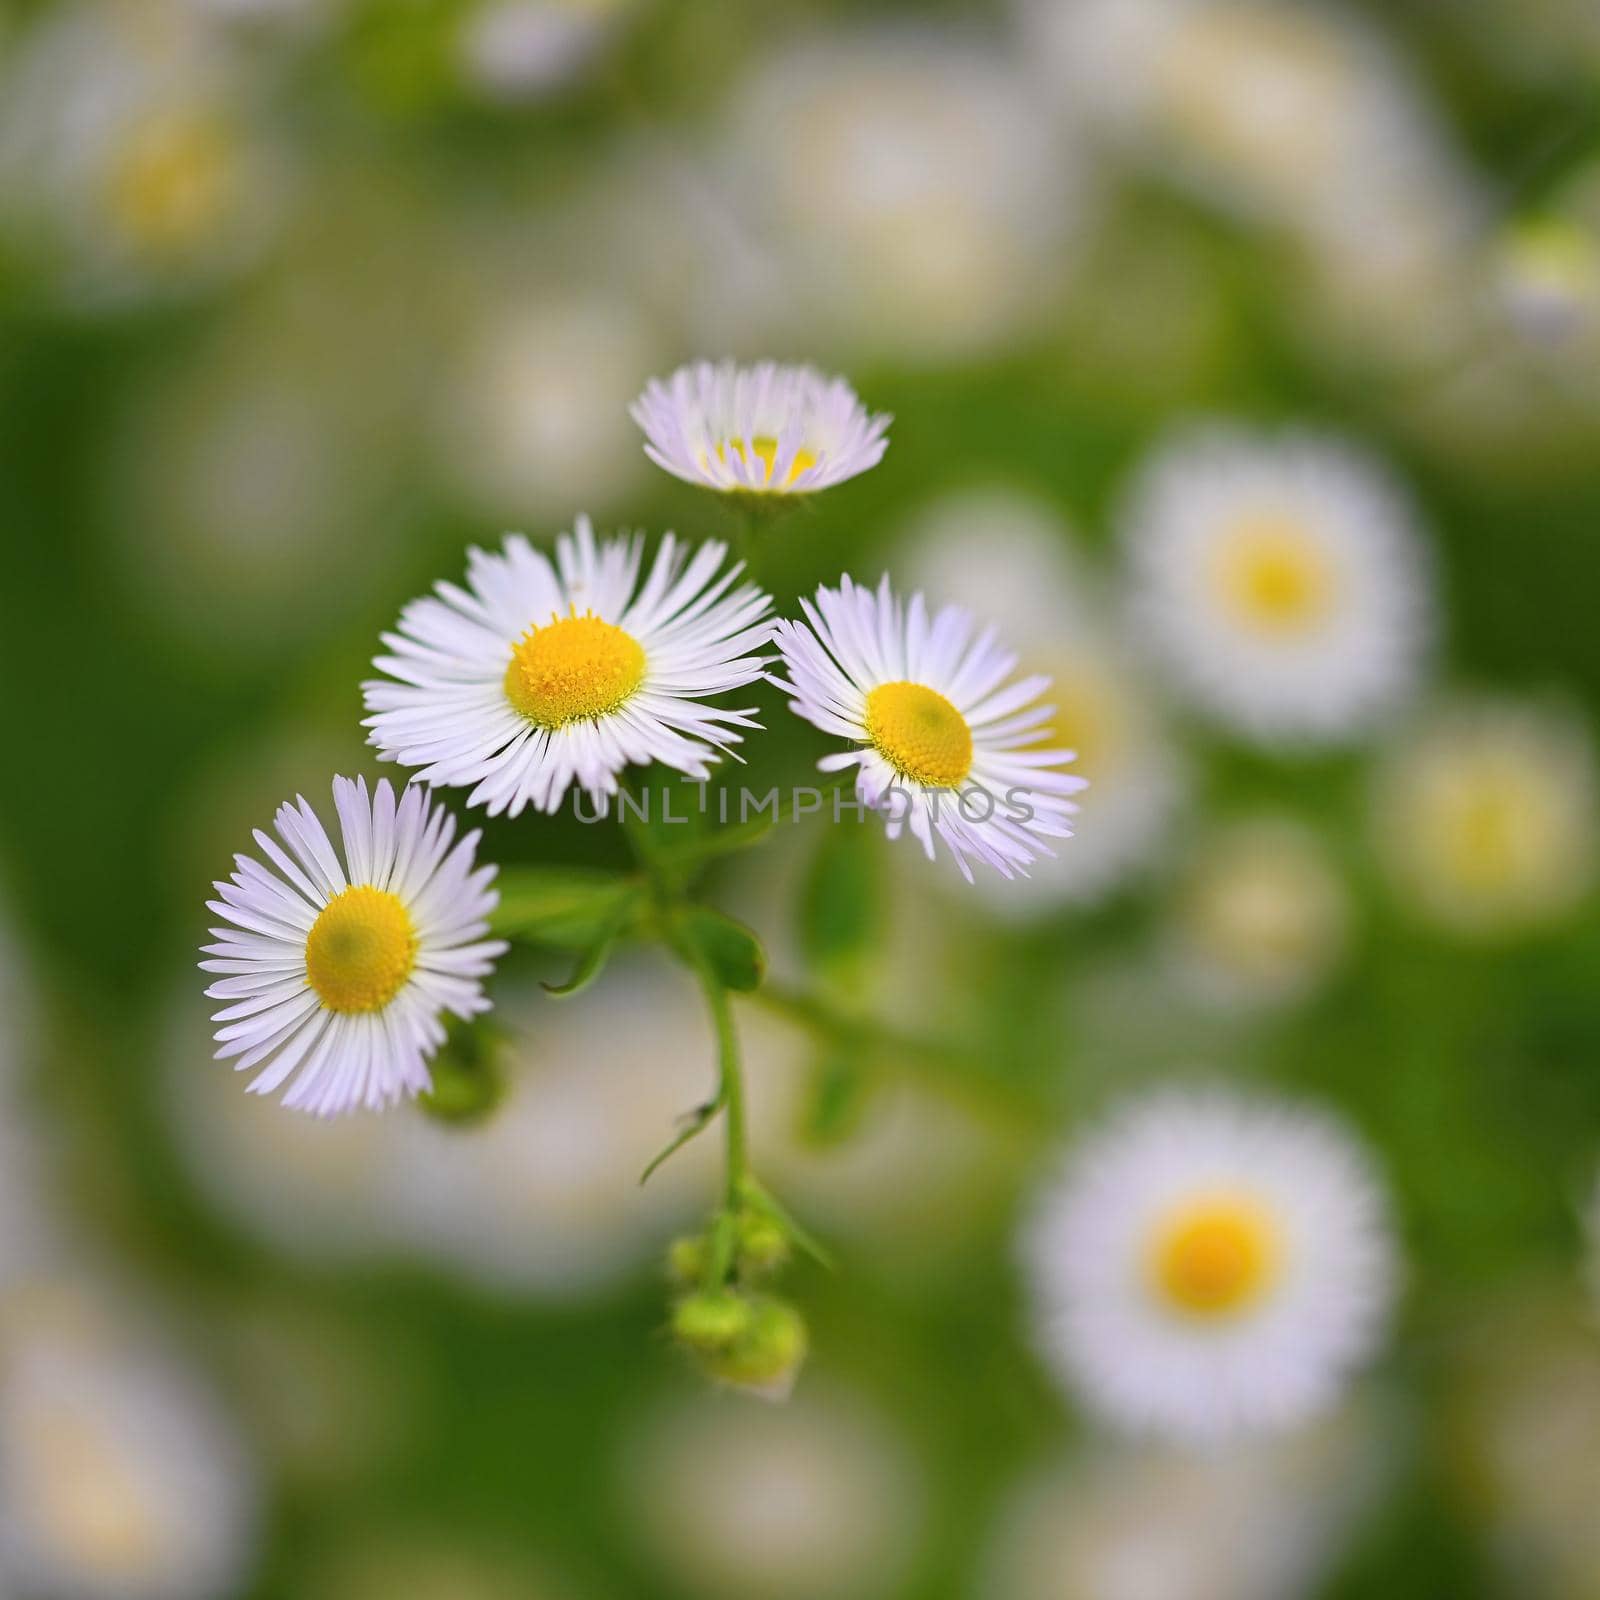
[695,960,749,1207]
[748,980,1054,1134]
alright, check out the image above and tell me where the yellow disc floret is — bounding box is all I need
[503,613,647,728]
[716,436,819,490]
[304,886,417,1014]
[1212,514,1337,635]
[106,110,237,257]
[865,681,974,789]
[1148,1193,1281,1319]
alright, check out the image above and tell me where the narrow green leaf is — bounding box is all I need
[541,930,619,998]
[639,1097,720,1185]
[492,866,643,950]
[798,825,882,993]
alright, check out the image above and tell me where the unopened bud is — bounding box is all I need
[667,1235,708,1286]
[671,1292,751,1353]
[736,1214,790,1276]
[700,1296,808,1401]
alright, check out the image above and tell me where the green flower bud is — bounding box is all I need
[671,1292,752,1353]
[736,1214,790,1277]
[700,1297,808,1400]
[667,1234,708,1286]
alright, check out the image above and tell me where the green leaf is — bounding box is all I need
[491,866,643,950]
[798,824,882,993]
[639,1098,720,1185]
[674,905,766,993]
[541,930,620,998]
[799,1047,875,1148]
[658,806,778,872]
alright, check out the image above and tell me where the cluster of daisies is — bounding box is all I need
[202,356,1491,1438]
[204,359,1091,1114]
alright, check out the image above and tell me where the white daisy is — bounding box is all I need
[1370,695,1599,938]
[1121,424,1433,744]
[630,360,889,497]
[363,518,772,816]
[772,575,1087,881]
[200,775,506,1117]
[1022,1087,1398,1442]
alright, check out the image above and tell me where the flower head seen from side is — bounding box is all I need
[773,575,1087,881]
[1022,1087,1398,1442]
[364,518,772,816]
[201,776,506,1117]
[631,360,890,498]
[1121,425,1433,746]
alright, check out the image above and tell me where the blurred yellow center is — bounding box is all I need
[504,613,646,728]
[716,435,818,490]
[305,886,416,1014]
[865,681,973,788]
[1213,516,1335,634]
[107,112,235,255]
[1439,779,1534,890]
[1150,1195,1280,1318]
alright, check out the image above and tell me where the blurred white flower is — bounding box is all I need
[364,521,772,817]
[1166,814,1350,1010]
[1371,696,1599,939]
[721,29,1083,364]
[905,490,1187,910]
[0,1,292,306]
[1023,0,1459,242]
[1491,215,1600,352]
[457,0,637,103]
[980,1399,1397,1600]
[170,964,718,1295]
[201,776,506,1117]
[435,288,664,523]
[632,360,890,496]
[624,1382,923,1600]
[304,1527,575,1600]
[1022,1087,1398,1442]
[775,575,1087,881]
[0,1285,259,1600]
[1121,424,1433,746]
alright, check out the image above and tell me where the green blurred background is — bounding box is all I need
[3,0,1600,1596]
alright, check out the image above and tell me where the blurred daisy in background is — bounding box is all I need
[434,285,664,525]
[1370,696,1599,939]
[455,0,640,104]
[623,1381,923,1600]
[202,775,506,1116]
[720,28,1084,365]
[774,575,1087,881]
[0,1,293,307]
[905,489,1187,911]
[631,360,890,498]
[1165,814,1351,1012]
[1023,1087,1398,1441]
[0,1284,260,1600]
[980,1398,1397,1600]
[1121,424,1434,746]
[1491,214,1600,354]
[365,520,772,816]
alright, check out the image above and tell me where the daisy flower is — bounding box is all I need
[1022,1087,1398,1442]
[630,360,890,497]
[201,776,506,1117]
[363,518,772,816]
[1121,425,1433,745]
[1370,695,1598,939]
[772,575,1087,881]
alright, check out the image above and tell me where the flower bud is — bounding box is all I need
[667,1234,708,1286]
[700,1297,808,1401]
[736,1214,790,1277]
[671,1292,752,1354]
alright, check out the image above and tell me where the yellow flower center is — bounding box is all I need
[304,886,417,1014]
[1149,1194,1280,1318]
[503,613,647,728]
[106,111,237,256]
[714,435,819,491]
[1211,515,1336,635]
[865,681,974,789]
